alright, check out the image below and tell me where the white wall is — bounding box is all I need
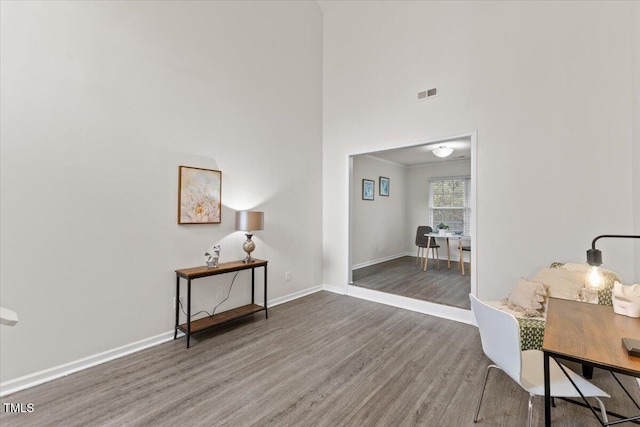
[0,1,323,383]
[406,159,471,258]
[323,1,636,300]
[351,155,406,266]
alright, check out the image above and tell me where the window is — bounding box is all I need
[429,176,471,235]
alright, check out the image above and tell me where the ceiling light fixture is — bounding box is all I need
[432,146,454,158]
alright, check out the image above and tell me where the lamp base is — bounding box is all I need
[242,233,256,264]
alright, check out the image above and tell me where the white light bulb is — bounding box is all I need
[588,266,603,289]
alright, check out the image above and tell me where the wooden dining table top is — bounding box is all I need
[543,297,640,376]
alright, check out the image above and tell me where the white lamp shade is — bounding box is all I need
[235,211,264,232]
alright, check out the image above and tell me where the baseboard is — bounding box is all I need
[267,285,323,307]
[0,284,327,397]
[322,284,347,295]
[352,252,411,270]
[353,252,461,270]
[347,285,475,326]
[0,330,181,397]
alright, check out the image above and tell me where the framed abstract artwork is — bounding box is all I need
[379,176,389,196]
[178,166,222,224]
[362,179,374,201]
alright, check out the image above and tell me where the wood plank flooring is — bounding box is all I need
[1,292,638,426]
[352,256,471,309]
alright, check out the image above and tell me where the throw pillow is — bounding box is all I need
[553,262,620,305]
[533,268,585,301]
[506,278,547,317]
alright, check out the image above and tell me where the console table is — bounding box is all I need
[174,259,268,348]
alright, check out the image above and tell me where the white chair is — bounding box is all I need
[0,307,18,326]
[470,294,609,426]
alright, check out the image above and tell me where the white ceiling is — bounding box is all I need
[364,138,471,167]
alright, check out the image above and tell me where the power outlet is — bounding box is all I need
[285,271,292,281]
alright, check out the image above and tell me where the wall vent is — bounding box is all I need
[418,87,438,101]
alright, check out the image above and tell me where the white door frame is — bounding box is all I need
[346,131,478,325]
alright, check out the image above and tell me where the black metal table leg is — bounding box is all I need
[187,279,191,348]
[264,264,268,319]
[174,276,180,340]
[251,267,255,305]
[544,352,551,426]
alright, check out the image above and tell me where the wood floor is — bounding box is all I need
[352,256,471,309]
[1,292,638,426]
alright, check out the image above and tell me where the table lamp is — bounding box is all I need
[235,211,264,263]
[586,234,640,289]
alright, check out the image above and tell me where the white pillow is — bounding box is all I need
[533,268,585,301]
[506,278,547,317]
[559,262,619,291]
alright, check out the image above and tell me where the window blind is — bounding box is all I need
[428,176,471,235]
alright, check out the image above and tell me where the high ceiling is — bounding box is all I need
[364,137,471,167]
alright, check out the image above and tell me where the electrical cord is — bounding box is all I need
[211,271,239,316]
[178,271,240,318]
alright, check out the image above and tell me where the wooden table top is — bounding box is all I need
[176,259,268,279]
[543,298,640,376]
[425,233,469,240]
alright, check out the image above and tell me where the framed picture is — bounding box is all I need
[178,166,222,224]
[379,176,389,196]
[362,179,374,201]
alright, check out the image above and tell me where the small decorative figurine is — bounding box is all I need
[612,280,640,318]
[205,245,221,268]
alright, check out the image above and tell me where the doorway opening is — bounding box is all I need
[348,132,477,316]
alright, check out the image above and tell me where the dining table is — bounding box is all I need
[423,233,470,271]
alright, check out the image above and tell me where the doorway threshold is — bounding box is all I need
[347,285,475,326]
